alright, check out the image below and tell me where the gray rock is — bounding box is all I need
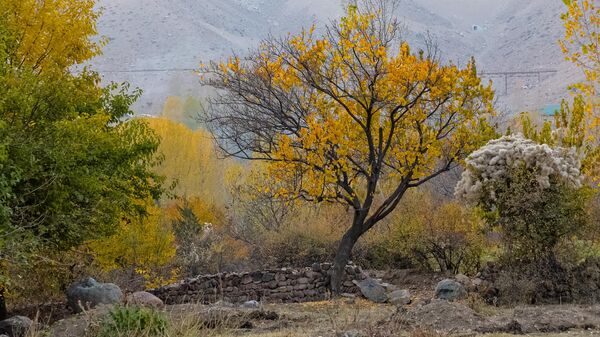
[0,316,33,337]
[455,274,471,286]
[352,277,387,303]
[339,330,361,337]
[66,277,123,313]
[242,300,260,308]
[435,279,467,301]
[125,291,164,308]
[389,289,411,306]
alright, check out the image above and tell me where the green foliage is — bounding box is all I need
[0,0,164,304]
[99,306,169,337]
[482,166,592,261]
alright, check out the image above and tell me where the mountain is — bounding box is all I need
[91,0,582,116]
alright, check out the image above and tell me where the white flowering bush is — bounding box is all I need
[455,134,590,260]
[456,135,582,203]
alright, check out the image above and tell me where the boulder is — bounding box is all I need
[0,316,33,337]
[339,330,361,337]
[455,274,477,292]
[66,277,123,313]
[389,289,411,306]
[125,291,164,308]
[352,278,387,303]
[455,274,470,286]
[435,279,467,301]
[242,300,260,309]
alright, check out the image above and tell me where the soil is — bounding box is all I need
[19,269,600,336]
[394,300,600,334]
[42,299,600,337]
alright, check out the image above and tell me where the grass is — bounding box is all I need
[20,299,600,337]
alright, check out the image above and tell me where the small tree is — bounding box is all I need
[456,135,589,261]
[200,0,495,292]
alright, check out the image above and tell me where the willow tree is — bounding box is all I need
[200,0,495,292]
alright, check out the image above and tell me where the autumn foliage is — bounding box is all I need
[200,1,495,291]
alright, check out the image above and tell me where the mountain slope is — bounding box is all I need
[91,0,582,115]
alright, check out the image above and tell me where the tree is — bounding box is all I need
[554,0,600,183]
[455,135,590,260]
[143,117,226,204]
[560,0,599,102]
[199,0,495,292]
[88,201,177,289]
[0,0,163,313]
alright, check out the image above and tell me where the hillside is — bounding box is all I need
[91,0,582,115]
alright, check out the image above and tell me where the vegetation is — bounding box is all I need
[99,306,169,337]
[199,0,495,292]
[1,0,600,327]
[0,0,163,317]
[457,135,591,261]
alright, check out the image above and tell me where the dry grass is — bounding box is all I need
[22,300,600,337]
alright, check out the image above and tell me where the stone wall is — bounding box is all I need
[150,263,365,305]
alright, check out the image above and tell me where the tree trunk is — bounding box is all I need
[330,218,363,294]
[0,287,7,320]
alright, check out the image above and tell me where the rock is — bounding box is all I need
[125,291,164,308]
[0,316,33,337]
[311,263,322,272]
[455,274,476,292]
[389,289,411,306]
[339,330,361,337]
[352,277,387,303]
[242,300,260,309]
[455,274,471,286]
[66,277,123,313]
[435,279,467,301]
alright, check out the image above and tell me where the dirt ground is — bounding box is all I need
[32,268,600,337]
[45,298,600,337]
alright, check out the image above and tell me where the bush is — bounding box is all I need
[99,306,169,337]
[384,190,489,275]
[456,135,591,261]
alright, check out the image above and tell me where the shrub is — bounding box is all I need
[99,306,169,337]
[384,190,489,275]
[456,135,591,261]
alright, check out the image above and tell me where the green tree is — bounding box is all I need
[0,0,163,314]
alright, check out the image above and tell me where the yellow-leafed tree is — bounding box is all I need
[144,117,226,204]
[521,0,599,183]
[88,202,177,288]
[1,0,102,74]
[199,0,495,292]
[561,0,599,102]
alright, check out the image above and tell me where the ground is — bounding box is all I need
[45,299,600,337]
[19,269,600,336]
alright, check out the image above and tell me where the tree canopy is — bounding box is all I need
[200,0,496,291]
[0,0,163,312]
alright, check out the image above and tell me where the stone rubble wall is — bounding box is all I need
[150,263,364,305]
